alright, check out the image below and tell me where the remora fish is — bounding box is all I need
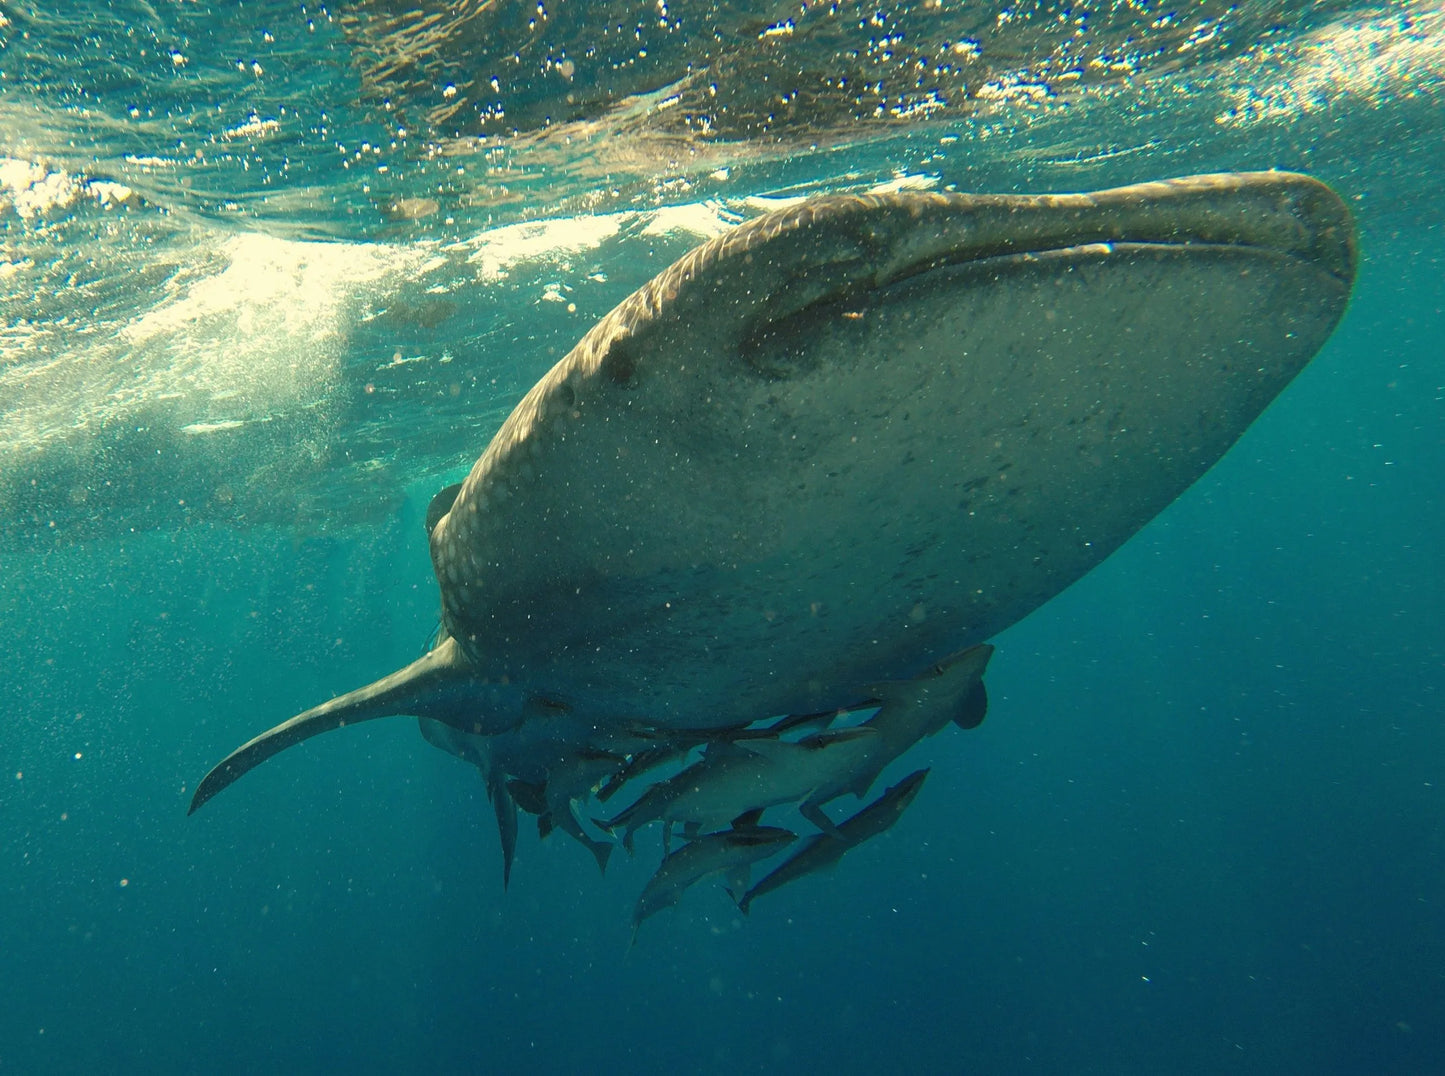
[189,174,1356,846]
[600,727,878,847]
[842,643,994,797]
[433,715,625,876]
[602,643,989,846]
[526,749,621,874]
[632,825,795,941]
[738,769,930,914]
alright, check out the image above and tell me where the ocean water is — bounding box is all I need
[2,3,1442,1073]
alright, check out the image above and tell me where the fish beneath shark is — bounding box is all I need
[600,727,878,851]
[737,769,931,915]
[632,823,796,943]
[187,173,1356,923]
[598,644,992,849]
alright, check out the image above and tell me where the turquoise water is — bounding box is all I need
[2,3,1442,1072]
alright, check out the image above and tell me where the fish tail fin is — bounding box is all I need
[725,865,752,903]
[589,839,613,875]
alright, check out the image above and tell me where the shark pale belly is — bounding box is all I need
[189,172,1354,913]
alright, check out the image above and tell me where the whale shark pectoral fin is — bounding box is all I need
[188,635,481,815]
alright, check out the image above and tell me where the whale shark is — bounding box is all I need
[188,173,1355,903]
